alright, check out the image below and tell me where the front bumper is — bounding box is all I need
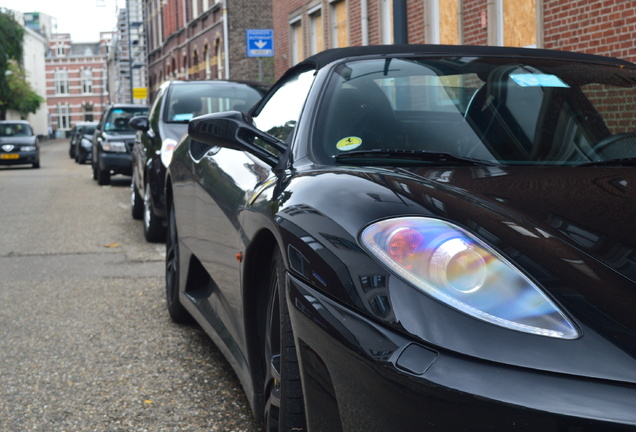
[0,151,39,166]
[98,152,131,175]
[287,274,636,431]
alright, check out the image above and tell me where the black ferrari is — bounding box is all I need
[165,45,636,431]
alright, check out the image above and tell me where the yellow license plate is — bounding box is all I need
[1,154,19,160]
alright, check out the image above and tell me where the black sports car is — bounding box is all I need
[130,80,269,242]
[165,45,636,431]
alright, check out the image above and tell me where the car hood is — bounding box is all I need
[102,131,136,139]
[0,136,36,145]
[280,164,636,380]
[376,166,636,358]
[161,122,188,142]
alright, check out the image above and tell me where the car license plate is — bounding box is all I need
[1,154,19,160]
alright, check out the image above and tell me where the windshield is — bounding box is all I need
[0,123,33,137]
[314,56,636,166]
[105,107,149,132]
[165,82,267,123]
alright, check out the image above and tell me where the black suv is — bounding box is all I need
[129,80,268,241]
[92,103,148,185]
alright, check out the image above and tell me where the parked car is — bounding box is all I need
[165,44,636,431]
[68,124,81,159]
[92,103,148,185]
[70,121,98,164]
[0,120,40,169]
[129,80,269,242]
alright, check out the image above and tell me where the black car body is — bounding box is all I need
[0,121,40,169]
[92,104,148,185]
[71,121,98,164]
[165,45,636,431]
[130,80,269,242]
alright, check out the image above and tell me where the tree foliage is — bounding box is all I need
[0,9,29,119]
[5,61,44,117]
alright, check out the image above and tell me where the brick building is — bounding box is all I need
[145,0,274,96]
[45,33,111,136]
[272,0,636,78]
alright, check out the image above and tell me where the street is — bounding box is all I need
[0,139,261,431]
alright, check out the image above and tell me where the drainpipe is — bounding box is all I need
[393,0,408,44]
[223,0,230,79]
[361,0,369,45]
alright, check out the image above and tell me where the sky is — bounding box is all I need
[2,0,126,42]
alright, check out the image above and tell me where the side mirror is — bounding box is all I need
[188,111,287,168]
[129,115,149,132]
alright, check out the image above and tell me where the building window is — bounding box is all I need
[290,16,303,65]
[216,39,224,79]
[82,69,93,94]
[192,0,198,20]
[55,44,66,57]
[204,45,211,79]
[54,69,69,95]
[57,104,70,130]
[381,0,393,44]
[330,0,348,48]
[426,0,460,45]
[490,0,537,47]
[84,103,94,122]
[308,6,323,55]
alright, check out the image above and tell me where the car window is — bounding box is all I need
[105,107,149,132]
[314,56,636,166]
[253,69,315,144]
[0,123,33,137]
[166,82,266,123]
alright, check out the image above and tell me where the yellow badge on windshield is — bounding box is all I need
[336,136,362,151]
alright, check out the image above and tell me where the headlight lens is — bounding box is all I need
[102,140,127,152]
[160,138,178,167]
[21,145,37,152]
[361,217,579,339]
[81,138,92,149]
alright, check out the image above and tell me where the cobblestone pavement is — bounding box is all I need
[0,139,263,432]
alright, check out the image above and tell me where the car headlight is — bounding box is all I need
[360,217,579,339]
[160,138,178,167]
[81,138,92,149]
[21,146,37,152]
[102,140,127,152]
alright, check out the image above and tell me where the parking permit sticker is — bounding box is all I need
[337,136,362,151]
[510,73,569,88]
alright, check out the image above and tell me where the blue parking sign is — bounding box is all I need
[246,29,274,57]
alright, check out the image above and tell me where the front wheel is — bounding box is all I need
[131,178,143,220]
[143,178,166,242]
[165,202,190,323]
[264,248,306,432]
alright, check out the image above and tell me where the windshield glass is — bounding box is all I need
[314,56,636,166]
[105,107,149,132]
[0,123,33,137]
[165,82,267,123]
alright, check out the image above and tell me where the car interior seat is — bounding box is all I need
[322,82,405,158]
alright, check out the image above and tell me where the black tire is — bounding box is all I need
[143,178,166,242]
[32,160,40,169]
[264,248,306,432]
[165,202,190,323]
[92,160,98,180]
[131,179,143,220]
[97,167,111,185]
[69,146,75,159]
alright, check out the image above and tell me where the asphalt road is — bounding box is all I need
[0,139,262,431]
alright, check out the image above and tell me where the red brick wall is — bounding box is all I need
[544,0,636,62]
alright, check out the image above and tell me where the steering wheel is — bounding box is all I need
[591,133,636,159]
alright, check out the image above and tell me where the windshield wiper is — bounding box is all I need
[334,149,498,166]
[576,158,636,167]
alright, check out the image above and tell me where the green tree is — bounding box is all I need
[0,8,26,119]
[5,61,44,118]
